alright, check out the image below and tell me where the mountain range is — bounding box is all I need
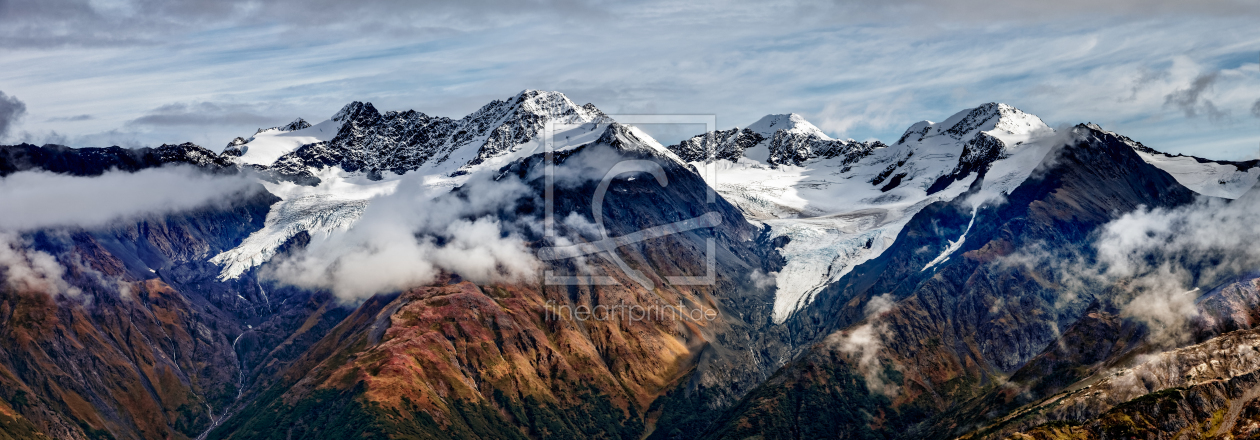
[2,90,1260,439]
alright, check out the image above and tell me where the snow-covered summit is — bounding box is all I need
[223,90,610,181]
[747,113,827,138]
[897,103,1047,148]
[211,90,628,280]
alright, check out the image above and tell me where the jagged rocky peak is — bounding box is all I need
[222,137,249,157]
[154,142,234,168]
[257,90,614,180]
[896,120,933,144]
[513,89,600,120]
[282,118,311,131]
[332,101,381,123]
[669,128,766,162]
[668,112,882,166]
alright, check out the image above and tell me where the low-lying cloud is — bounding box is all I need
[0,166,263,231]
[262,170,542,301]
[830,293,899,396]
[0,232,78,296]
[1003,187,1260,346]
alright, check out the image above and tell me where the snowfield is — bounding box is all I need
[1134,150,1260,199]
[230,119,342,166]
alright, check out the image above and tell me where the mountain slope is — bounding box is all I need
[206,123,795,439]
[694,123,1201,439]
[1107,125,1260,199]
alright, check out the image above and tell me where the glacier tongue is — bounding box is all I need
[210,168,408,280]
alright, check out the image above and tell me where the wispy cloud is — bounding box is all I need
[0,232,77,296]
[127,102,281,127]
[2,0,1259,159]
[0,90,27,141]
[1000,189,1260,346]
[1164,71,1229,123]
[46,114,93,122]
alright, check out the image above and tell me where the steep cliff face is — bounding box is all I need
[927,272,1260,439]
[0,195,268,439]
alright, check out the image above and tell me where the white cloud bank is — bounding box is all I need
[261,171,541,301]
[0,232,78,296]
[0,166,263,232]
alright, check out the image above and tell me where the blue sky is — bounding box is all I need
[1,0,1258,159]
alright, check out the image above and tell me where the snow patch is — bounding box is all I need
[1135,150,1260,199]
[922,209,976,272]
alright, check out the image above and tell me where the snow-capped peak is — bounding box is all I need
[892,103,1048,155]
[512,89,603,121]
[747,113,828,139]
[919,103,1048,143]
[595,122,687,164]
[221,90,615,177]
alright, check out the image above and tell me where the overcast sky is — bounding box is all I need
[0,0,1258,159]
